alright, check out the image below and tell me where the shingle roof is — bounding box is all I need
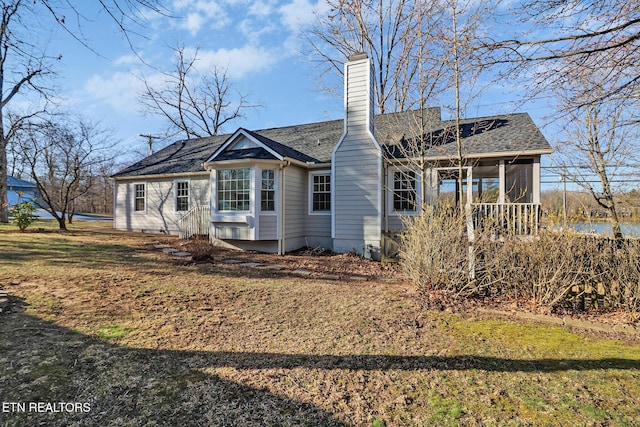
[111,135,228,178]
[215,147,278,161]
[384,112,552,160]
[112,109,551,179]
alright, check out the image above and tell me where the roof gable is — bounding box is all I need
[206,129,284,163]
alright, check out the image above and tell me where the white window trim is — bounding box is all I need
[174,179,191,213]
[133,182,147,214]
[308,170,331,215]
[216,167,252,213]
[387,166,421,216]
[258,167,277,215]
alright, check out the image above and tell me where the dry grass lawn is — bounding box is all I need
[0,220,639,426]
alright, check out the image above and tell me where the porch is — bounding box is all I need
[471,202,540,236]
[382,158,543,261]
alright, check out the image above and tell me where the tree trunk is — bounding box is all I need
[0,117,7,223]
[56,215,67,231]
[0,139,7,223]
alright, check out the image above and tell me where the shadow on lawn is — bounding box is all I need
[1,296,639,426]
[0,297,350,427]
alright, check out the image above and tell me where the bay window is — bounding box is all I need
[217,168,250,211]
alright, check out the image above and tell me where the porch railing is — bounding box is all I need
[178,205,211,239]
[471,203,540,235]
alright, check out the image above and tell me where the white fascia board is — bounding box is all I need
[110,171,209,181]
[204,159,283,169]
[384,148,554,165]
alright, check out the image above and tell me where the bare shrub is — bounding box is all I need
[185,238,217,262]
[399,207,470,295]
[401,210,640,313]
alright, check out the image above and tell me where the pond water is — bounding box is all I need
[568,222,640,237]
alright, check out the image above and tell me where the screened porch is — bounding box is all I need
[436,158,541,235]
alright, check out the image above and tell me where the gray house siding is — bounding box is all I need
[332,54,382,256]
[283,164,307,252]
[304,169,332,250]
[333,147,381,244]
[258,214,277,240]
[114,175,209,234]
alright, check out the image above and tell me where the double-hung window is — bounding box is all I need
[311,173,331,212]
[261,170,275,211]
[176,181,189,212]
[134,183,146,212]
[217,168,250,211]
[393,170,416,211]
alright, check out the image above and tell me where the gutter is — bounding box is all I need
[110,171,209,181]
[383,149,554,165]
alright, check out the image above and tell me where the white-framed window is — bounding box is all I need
[175,180,189,212]
[261,169,275,212]
[134,183,146,212]
[217,168,250,211]
[390,168,417,213]
[309,171,331,214]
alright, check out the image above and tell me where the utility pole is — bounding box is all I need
[140,134,160,156]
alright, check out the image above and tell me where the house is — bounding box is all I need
[7,176,39,207]
[112,53,552,257]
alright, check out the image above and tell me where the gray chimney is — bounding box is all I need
[344,52,374,136]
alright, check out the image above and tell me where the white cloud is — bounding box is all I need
[114,54,142,66]
[278,0,329,53]
[279,0,326,32]
[83,71,144,115]
[172,0,230,35]
[187,45,279,79]
[248,0,277,16]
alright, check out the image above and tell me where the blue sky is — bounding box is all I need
[45,0,343,160]
[39,0,555,169]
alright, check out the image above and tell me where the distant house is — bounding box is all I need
[7,176,38,207]
[112,53,552,258]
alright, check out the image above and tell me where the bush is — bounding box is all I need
[10,201,38,232]
[400,207,470,294]
[185,237,217,262]
[400,209,640,313]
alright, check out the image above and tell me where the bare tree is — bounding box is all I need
[0,1,57,223]
[304,0,452,114]
[384,0,489,205]
[480,0,640,236]
[484,0,640,112]
[17,117,114,230]
[140,45,257,140]
[554,70,638,239]
[0,0,165,223]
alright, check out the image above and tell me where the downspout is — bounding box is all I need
[112,180,117,230]
[278,161,290,255]
[383,161,388,233]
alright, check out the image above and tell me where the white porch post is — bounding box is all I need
[498,160,506,203]
[533,157,541,204]
[466,166,473,206]
[465,166,475,280]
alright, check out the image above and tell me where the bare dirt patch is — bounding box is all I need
[162,238,402,281]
